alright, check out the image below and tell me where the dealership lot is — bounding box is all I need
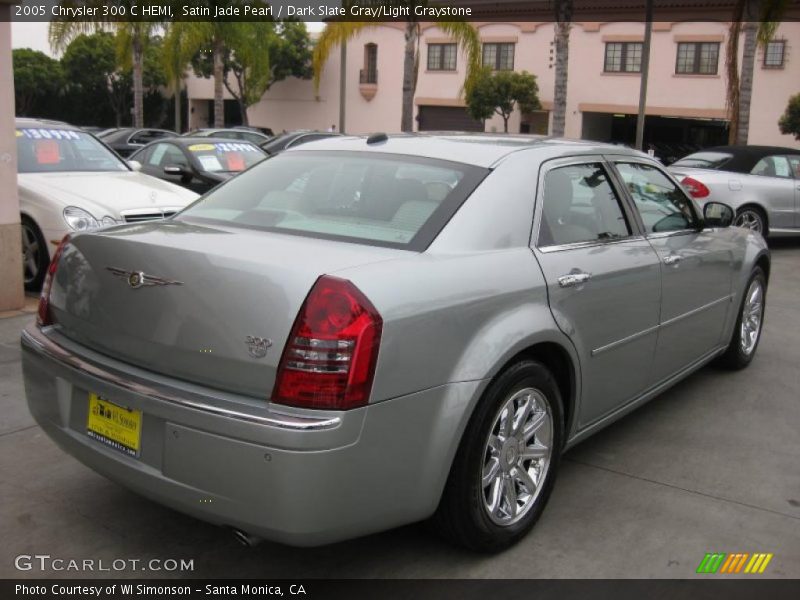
[1,240,799,579]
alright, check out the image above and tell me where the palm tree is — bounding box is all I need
[726,0,790,144]
[162,25,194,133]
[313,16,481,132]
[551,0,573,137]
[165,23,232,128]
[49,20,157,128]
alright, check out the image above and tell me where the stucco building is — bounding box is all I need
[185,19,800,153]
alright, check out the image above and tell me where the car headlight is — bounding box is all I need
[63,206,100,231]
[101,216,118,226]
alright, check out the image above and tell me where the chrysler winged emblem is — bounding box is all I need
[106,267,183,288]
[245,336,272,359]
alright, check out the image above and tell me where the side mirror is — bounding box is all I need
[127,160,142,171]
[163,164,186,176]
[703,201,734,228]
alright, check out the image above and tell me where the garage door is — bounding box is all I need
[417,106,484,132]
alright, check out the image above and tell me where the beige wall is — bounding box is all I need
[184,21,800,147]
[0,4,25,311]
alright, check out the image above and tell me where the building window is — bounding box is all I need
[676,42,719,74]
[428,43,457,71]
[360,43,377,84]
[482,43,515,70]
[764,40,786,68]
[604,42,643,73]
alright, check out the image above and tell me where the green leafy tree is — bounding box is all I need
[183,22,311,126]
[313,10,481,132]
[778,93,800,140]
[49,4,159,128]
[466,68,541,133]
[61,32,129,126]
[12,49,64,117]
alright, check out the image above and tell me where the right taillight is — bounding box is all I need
[37,235,71,327]
[272,275,383,410]
[681,176,710,199]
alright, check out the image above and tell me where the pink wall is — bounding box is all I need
[184,21,800,147]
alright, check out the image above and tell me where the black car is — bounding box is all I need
[260,130,342,155]
[183,128,271,145]
[128,137,269,194]
[99,128,176,158]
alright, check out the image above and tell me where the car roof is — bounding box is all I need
[688,145,800,173]
[173,136,263,147]
[15,118,76,129]
[286,133,649,168]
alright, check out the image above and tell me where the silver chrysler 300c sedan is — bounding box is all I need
[22,135,769,552]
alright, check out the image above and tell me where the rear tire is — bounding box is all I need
[21,216,49,292]
[433,360,564,552]
[734,207,767,237]
[717,267,766,370]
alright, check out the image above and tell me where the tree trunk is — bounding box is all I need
[173,79,182,133]
[737,19,757,145]
[239,99,249,126]
[726,16,743,144]
[213,36,225,128]
[503,115,509,133]
[552,7,572,138]
[132,39,144,128]
[400,22,418,132]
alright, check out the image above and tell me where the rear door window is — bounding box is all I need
[751,155,792,178]
[177,151,487,250]
[538,163,631,247]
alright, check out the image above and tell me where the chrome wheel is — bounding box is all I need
[21,221,42,285]
[740,279,764,356]
[482,388,552,526]
[734,210,764,233]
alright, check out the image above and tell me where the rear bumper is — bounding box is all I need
[21,324,480,546]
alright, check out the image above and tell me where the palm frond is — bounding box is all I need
[758,0,791,46]
[436,21,481,97]
[312,22,372,92]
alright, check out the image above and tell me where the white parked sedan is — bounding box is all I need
[17,119,199,290]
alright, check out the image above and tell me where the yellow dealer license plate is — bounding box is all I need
[86,394,142,457]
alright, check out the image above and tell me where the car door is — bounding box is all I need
[787,155,800,227]
[531,157,663,427]
[612,160,734,383]
[747,154,797,229]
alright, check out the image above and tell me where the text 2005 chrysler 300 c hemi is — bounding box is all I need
[22,135,769,551]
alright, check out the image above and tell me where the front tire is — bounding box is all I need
[21,216,49,292]
[734,207,767,237]
[433,360,564,552]
[717,267,766,370]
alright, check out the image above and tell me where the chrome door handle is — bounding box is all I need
[663,255,682,266]
[558,272,592,288]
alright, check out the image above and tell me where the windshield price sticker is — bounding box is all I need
[18,128,82,141]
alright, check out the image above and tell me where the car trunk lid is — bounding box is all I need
[49,220,406,398]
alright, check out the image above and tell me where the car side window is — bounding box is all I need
[788,155,800,178]
[615,162,699,233]
[146,143,170,166]
[751,155,792,178]
[538,163,631,248]
[162,144,189,168]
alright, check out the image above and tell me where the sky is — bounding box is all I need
[11,21,326,57]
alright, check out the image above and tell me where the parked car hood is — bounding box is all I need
[18,171,198,217]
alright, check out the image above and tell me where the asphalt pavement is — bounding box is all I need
[1,240,799,579]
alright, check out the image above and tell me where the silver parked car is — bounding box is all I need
[669,145,800,237]
[22,135,769,551]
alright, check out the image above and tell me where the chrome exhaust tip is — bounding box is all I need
[231,528,263,547]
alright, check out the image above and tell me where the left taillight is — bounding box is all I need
[37,235,71,327]
[272,275,383,410]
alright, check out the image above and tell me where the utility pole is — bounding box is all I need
[635,0,654,151]
[339,42,347,134]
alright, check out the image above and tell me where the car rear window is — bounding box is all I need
[671,152,732,169]
[187,142,266,173]
[176,150,487,250]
